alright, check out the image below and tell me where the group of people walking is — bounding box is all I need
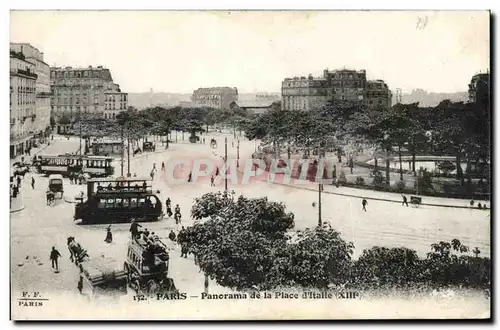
[164,197,182,224]
[68,172,84,185]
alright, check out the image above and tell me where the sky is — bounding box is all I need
[10,11,490,94]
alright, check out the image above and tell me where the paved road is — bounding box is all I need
[10,133,491,310]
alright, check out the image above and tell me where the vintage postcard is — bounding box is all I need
[10,10,490,320]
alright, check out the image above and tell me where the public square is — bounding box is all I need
[10,132,491,307]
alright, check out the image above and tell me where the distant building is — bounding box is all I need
[50,65,127,122]
[281,68,391,111]
[10,48,37,158]
[10,43,51,144]
[365,80,392,109]
[255,92,281,101]
[468,72,490,107]
[192,87,238,109]
[229,100,274,114]
[104,87,128,119]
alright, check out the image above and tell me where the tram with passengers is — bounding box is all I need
[73,177,163,224]
[33,155,114,178]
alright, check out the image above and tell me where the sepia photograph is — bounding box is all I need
[9,10,491,320]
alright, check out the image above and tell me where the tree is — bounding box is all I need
[58,114,71,126]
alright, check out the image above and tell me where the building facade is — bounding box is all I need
[365,80,392,108]
[11,43,52,140]
[104,90,128,119]
[468,72,490,106]
[50,66,127,122]
[10,50,38,158]
[281,68,391,111]
[192,87,238,109]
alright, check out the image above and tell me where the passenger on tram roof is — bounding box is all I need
[142,181,147,190]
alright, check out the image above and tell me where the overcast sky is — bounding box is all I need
[10,11,489,94]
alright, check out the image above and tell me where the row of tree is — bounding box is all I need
[53,105,256,143]
[243,100,490,185]
[183,192,490,292]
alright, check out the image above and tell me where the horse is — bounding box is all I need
[46,191,55,206]
[67,237,89,265]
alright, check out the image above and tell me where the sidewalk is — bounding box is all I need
[10,190,24,213]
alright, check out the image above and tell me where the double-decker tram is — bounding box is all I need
[33,155,114,177]
[74,177,163,224]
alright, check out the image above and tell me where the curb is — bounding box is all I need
[10,205,25,213]
[237,167,486,211]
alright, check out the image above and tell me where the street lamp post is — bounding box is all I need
[127,131,131,177]
[237,139,240,168]
[318,181,323,227]
[79,110,82,157]
[318,143,323,227]
[224,137,228,192]
[120,125,124,176]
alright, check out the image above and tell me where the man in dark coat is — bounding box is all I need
[129,220,142,239]
[50,246,62,271]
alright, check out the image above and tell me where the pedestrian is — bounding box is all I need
[188,172,192,183]
[215,167,220,176]
[165,197,171,208]
[402,195,409,207]
[362,198,368,212]
[77,276,83,294]
[470,200,475,207]
[210,175,215,187]
[129,219,142,240]
[50,246,62,271]
[161,162,165,171]
[203,138,205,144]
[150,170,154,180]
[332,165,337,180]
[168,230,176,242]
[31,176,35,190]
[104,225,113,243]
[312,202,316,208]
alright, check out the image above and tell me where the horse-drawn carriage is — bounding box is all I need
[67,236,127,296]
[46,174,64,205]
[410,196,422,207]
[143,141,156,152]
[123,237,177,296]
[78,256,128,297]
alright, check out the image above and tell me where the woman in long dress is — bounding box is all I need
[104,225,113,243]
